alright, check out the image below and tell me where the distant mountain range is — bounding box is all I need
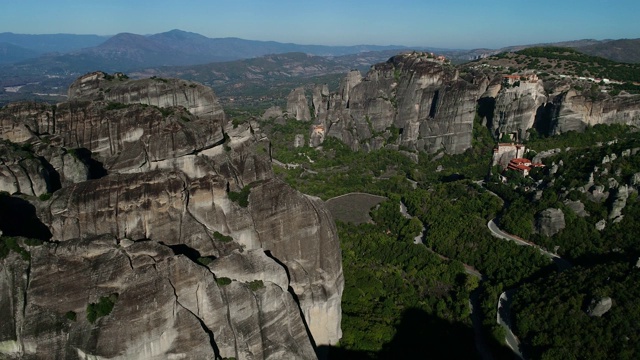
[446,39,640,63]
[1,29,640,107]
[2,29,640,73]
[0,29,408,71]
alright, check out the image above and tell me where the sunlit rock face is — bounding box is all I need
[0,72,343,359]
[547,90,640,134]
[311,53,486,154]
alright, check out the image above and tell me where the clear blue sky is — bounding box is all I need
[2,0,639,49]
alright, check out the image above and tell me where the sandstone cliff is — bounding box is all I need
[308,53,486,154]
[546,90,640,134]
[0,72,343,359]
[273,53,640,156]
[492,80,547,141]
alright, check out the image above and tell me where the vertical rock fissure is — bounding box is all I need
[167,278,222,360]
[220,286,240,359]
[429,90,440,119]
[263,250,317,350]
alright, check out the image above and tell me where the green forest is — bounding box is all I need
[247,104,640,359]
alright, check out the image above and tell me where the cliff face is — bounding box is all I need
[547,90,640,134]
[492,80,547,141]
[311,53,486,154]
[0,72,343,359]
[270,54,640,156]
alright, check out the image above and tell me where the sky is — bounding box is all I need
[2,0,639,49]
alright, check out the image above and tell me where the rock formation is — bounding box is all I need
[0,141,51,197]
[547,91,640,135]
[608,184,629,222]
[563,200,588,217]
[266,52,640,158]
[534,208,566,237]
[0,72,343,359]
[587,297,613,317]
[286,87,311,121]
[310,53,486,154]
[492,80,547,141]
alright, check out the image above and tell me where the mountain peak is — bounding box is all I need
[152,29,209,41]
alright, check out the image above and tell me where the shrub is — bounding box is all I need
[216,277,232,286]
[24,238,43,247]
[0,237,30,261]
[197,257,213,266]
[86,293,118,324]
[213,231,233,243]
[38,193,52,201]
[105,102,128,111]
[247,280,264,291]
[65,311,77,321]
[228,186,251,208]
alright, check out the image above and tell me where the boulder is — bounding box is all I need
[294,134,306,148]
[609,185,629,222]
[262,105,283,120]
[564,199,588,217]
[534,208,566,237]
[587,297,613,317]
[0,142,51,196]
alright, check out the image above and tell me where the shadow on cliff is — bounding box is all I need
[0,194,52,241]
[73,148,108,179]
[318,307,519,360]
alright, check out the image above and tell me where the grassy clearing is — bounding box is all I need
[325,192,387,224]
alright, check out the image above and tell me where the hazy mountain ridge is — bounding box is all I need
[0,42,39,64]
[0,32,109,54]
[0,29,408,68]
[442,38,640,64]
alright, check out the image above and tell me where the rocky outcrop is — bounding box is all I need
[563,200,588,217]
[608,185,629,222]
[68,71,225,121]
[587,297,612,317]
[0,73,343,359]
[286,87,311,121]
[492,81,547,141]
[262,105,283,120]
[311,53,486,154]
[0,142,51,197]
[294,134,305,148]
[534,208,566,237]
[1,237,316,359]
[547,90,640,135]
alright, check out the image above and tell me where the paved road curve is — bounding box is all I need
[487,219,572,271]
[488,218,574,359]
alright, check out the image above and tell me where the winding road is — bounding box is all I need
[400,201,492,359]
[487,218,573,359]
[487,219,572,271]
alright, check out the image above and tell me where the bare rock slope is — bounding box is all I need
[0,72,343,359]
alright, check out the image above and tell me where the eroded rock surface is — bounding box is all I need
[548,90,640,134]
[587,297,613,317]
[312,53,485,154]
[0,72,343,359]
[534,208,566,237]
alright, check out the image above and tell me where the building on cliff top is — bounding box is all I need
[503,73,538,85]
[506,158,544,176]
[493,142,526,168]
